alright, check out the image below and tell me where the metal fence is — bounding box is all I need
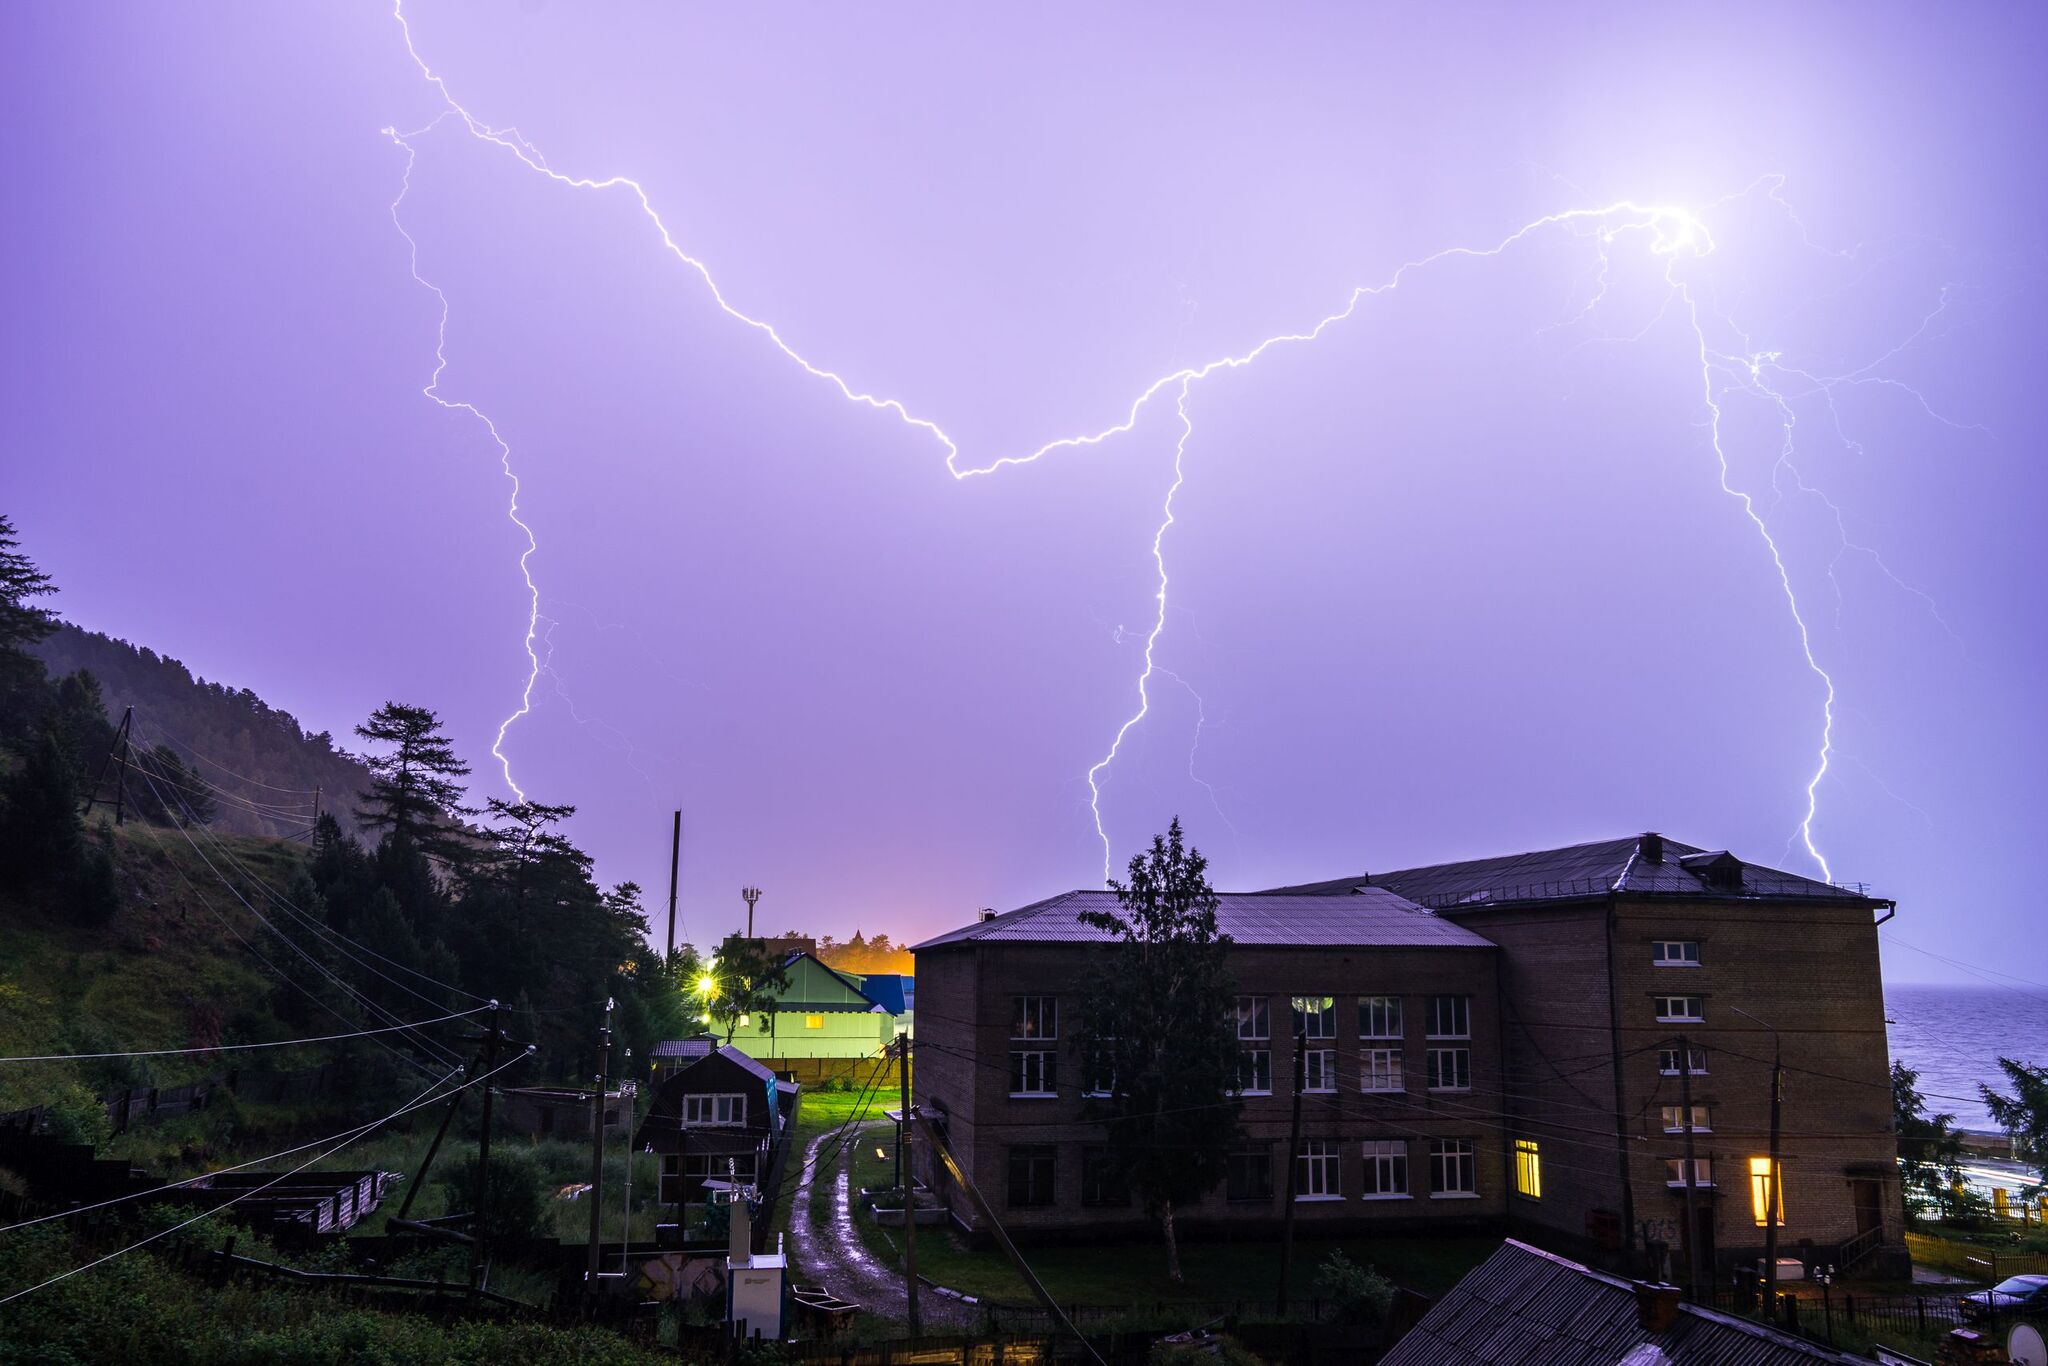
[1703,1284,2010,1343]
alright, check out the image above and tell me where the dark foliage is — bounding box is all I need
[1984,1057,2048,1197]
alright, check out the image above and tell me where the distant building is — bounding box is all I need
[498,1082,635,1140]
[723,952,904,1061]
[913,833,1905,1281]
[1381,1238,1872,1364]
[650,1035,719,1086]
[635,1044,798,1208]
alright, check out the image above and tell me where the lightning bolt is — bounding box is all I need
[389,3,1967,882]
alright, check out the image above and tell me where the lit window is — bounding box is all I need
[1303,1048,1338,1093]
[1362,1048,1404,1093]
[1749,1156,1785,1226]
[1427,996,1471,1040]
[1236,996,1270,1040]
[1664,1158,1714,1187]
[1514,1139,1542,1199]
[1660,1105,1712,1133]
[1658,1046,1708,1076]
[1359,996,1403,1040]
[1426,1046,1471,1092]
[1363,1140,1409,1198]
[1011,996,1058,1040]
[1430,1139,1477,1196]
[1653,995,1705,1023]
[1291,996,1336,1040]
[804,1014,825,1029]
[1652,940,1701,967]
[1296,1139,1340,1198]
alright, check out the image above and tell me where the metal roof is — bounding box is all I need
[1265,834,1882,911]
[1381,1240,1872,1365]
[912,888,1494,952]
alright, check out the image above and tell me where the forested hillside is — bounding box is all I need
[31,623,373,841]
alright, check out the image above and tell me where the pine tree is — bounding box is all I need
[0,514,59,747]
[1073,817,1241,1282]
[353,702,472,860]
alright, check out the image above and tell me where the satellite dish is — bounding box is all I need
[2010,1323,2047,1366]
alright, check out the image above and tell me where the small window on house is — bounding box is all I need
[1302,1048,1337,1093]
[1009,996,1059,1097]
[1236,996,1270,1040]
[1006,1145,1057,1207]
[1427,996,1471,1039]
[805,1014,825,1029]
[1430,1139,1477,1196]
[1226,1150,1274,1202]
[1653,995,1705,1023]
[1652,940,1701,967]
[1658,1046,1709,1076]
[1291,996,1336,1040]
[1080,1147,1129,1207]
[1749,1156,1785,1226]
[1012,996,1058,1040]
[1660,1105,1712,1133]
[1426,1046,1471,1092]
[1361,1048,1404,1093]
[682,1094,747,1126]
[1235,1048,1273,1096]
[1363,1140,1409,1198]
[1296,1139,1340,1198]
[1514,1139,1542,1199]
[1008,1048,1058,1097]
[1359,996,1402,1040]
[1664,1158,1713,1187]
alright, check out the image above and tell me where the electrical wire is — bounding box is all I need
[0,1007,486,1065]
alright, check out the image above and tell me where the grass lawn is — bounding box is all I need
[768,1082,901,1243]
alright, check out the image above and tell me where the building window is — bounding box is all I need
[1303,1048,1337,1093]
[1664,1158,1714,1187]
[1660,1105,1712,1134]
[1652,940,1701,967]
[1514,1139,1542,1199]
[1012,996,1058,1041]
[1080,1147,1128,1207]
[1361,1048,1404,1093]
[1654,995,1705,1023]
[660,1155,682,1204]
[1006,1145,1057,1207]
[1082,1049,1116,1098]
[1426,1047,1471,1092]
[684,1153,757,1183]
[1427,995,1471,1040]
[1363,1140,1409,1198]
[1291,996,1336,1040]
[804,1014,825,1029]
[1359,995,1403,1040]
[1236,995,1270,1040]
[1430,1139,1477,1196]
[1749,1156,1785,1226]
[1226,1150,1274,1203]
[1236,1048,1272,1096]
[682,1094,747,1126]
[1009,1049,1058,1097]
[1658,1046,1708,1076]
[1297,1139,1340,1198]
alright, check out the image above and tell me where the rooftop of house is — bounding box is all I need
[912,887,1495,952]
[1264,832,1885,911]
[1381,1239,1874,1365]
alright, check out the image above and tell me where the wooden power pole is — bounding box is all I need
[470,1001,502,1293]
[1763,1039,1784,1304]
[1276,1016,1307,1316]
[586,997,614,1292]
[898,1035,919,1335]
[665,811,682,959]
[1677,1032,1703,1300]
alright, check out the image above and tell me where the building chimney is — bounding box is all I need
[1633,1282,1683,1334]
[1640,832,1665,865]
[980,908,997,922]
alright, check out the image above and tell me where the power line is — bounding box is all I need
[0,1007,486,1064]
[128,715,326,796]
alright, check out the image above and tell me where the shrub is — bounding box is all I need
[1311,1249,1395,1325]
[43,1079,113,1148]
[439,1149,547,1244]
[1149,1335,1266,1366]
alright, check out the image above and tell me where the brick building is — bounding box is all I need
[911,888,1504,1240]
[913,833,1906,1280]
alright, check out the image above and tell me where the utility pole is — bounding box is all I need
[587,997,614,1292]
[471,1000,502,1293]
[898,1035,919,1335]
[620,1049,634,1275]
[666,812,682,959]
[83,707,134,825]
[1732,1006,1785,1309]
[1677,1032,1703,1301]
[741,886,761,939]
[1276,1016,1307,1316]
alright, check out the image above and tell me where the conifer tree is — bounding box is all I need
[353,702,472,860]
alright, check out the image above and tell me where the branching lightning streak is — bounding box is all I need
[383,115,538,801]
[390,2,1960,881]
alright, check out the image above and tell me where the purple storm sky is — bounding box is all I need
[5,3,2044,985]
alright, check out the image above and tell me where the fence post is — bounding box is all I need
[1916,1296,1926,1333]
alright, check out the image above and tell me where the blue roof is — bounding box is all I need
[858,974,911,1015]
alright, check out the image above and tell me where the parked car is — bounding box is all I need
[1959,1274,2048,1322]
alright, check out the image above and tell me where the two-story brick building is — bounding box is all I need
[911,888,1504,1240]
[913,833,1906,1281]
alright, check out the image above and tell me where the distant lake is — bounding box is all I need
[1886,983,2048,1132]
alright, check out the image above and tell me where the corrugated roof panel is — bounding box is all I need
[912,888,1495,952]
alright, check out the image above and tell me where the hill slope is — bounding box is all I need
[30,623,373,841]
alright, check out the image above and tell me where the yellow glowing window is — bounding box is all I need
[1514,1139,1542,1199]
[805,1014,825,1029]
[1749,1156,1784,1226]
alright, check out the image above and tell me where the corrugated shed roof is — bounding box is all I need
[1264,835,1880,910]
[912,888,1494,952]
[1382,1240,1871,1365]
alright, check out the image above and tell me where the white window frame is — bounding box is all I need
[1291,995,1336,1040]
[1430,1139,1478,1197]
[1361,1047,1404,1093]
[1653,995,1705,1023]
[1362,1140,1409,1199]
[1426,1046,1471,1093]
[1012,995,1058,1041]
[1008,1048,1058,1097]
[1303,1047,1337,1093]
[1513,1138,1541,1200]
[1359,995,1403,1041]
[1235,1047,1273,1097]
[1236,995,1270,1040]
[1651,940,1701,967]
[1296,1138,1341,1199]
[1658,1046,1708,1076]
[1660,1104,1712,1134]
[1664,1157,1715,1187]
[682,1093,747,1127]
[1427,995,1471,1040]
